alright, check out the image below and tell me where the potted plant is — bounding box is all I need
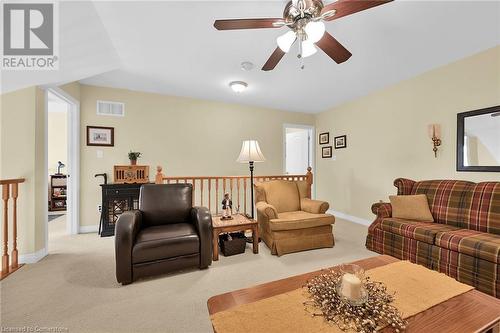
[128,151,141,165]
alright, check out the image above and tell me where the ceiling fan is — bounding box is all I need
[214,0,393,71]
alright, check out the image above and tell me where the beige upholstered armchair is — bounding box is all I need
[255,180,335,256]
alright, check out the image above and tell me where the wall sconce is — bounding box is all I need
[428,124,442,158]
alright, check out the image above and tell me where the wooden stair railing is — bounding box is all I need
[155,166,312,216]
[1,178,25,280]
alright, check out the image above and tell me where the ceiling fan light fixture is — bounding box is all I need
[301,40,317,58]
[277,31,297,53]
[304,21,325,43]
[229,81,248,93]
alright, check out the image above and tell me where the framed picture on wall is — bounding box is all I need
[334,135,347,149]
[87,126,114,147]
[319,132,329,145]
[322,146,333,158]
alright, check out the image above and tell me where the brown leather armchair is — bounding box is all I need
[115,184,212,285]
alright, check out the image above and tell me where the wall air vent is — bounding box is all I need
[97,100,125,117]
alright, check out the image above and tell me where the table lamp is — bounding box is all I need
[56,161,66,175]
[236,140,266,219]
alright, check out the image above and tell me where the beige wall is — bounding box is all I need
[0,87,46,255]
[47,108,68,175]
[315,46,500,222]
[77,85,314,227]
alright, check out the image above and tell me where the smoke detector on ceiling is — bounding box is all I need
[240,61,254,71]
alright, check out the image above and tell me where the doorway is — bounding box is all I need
[45,87,80,253]
[47,91,70,238]
[283,124,314,175]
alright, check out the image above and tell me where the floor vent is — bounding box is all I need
[97,100,125,117]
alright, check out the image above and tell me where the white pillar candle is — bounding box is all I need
[341,273,362,300]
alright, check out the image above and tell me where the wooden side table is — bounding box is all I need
[212,214,259,261]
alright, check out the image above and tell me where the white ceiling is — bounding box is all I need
[2,1,500,113]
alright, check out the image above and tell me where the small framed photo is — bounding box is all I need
[87,126,114,147]
[334,135,347,149]
[319,132,329,145]
[322,146,333,158]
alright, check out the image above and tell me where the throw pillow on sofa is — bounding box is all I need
[389,194,434,222]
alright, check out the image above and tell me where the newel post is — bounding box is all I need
[155,165,165,184]
[306,167,313,199]
[2,184,10,274]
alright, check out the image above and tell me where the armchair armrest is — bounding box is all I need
[191,206,212,269]
[115,210,142,285]
[371,202,392,218]
[256,201,278,220]
[301,198,329,214]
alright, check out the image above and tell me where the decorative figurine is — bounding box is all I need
[221,193,233,220]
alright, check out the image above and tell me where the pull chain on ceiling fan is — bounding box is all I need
[214,0,393,71]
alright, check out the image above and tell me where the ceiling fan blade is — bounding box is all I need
[322,0,393,21]
[262,47,286,71]
[214,18,285,30]
[315,32,352,64]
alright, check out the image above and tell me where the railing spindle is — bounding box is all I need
[243,179,247,215]
[192,179,196,206]
[208,180,212,213]
[11,183,18,269]
[230,179,233,213]
[200,179,204,207]
[215,179,219,215]
[237,178,240,212]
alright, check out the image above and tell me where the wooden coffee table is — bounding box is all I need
[208,255,500,332]
[211,214,258,261]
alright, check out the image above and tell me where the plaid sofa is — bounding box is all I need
[366,178,500,298]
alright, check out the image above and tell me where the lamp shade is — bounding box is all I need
[236,140,266,163]
[277,31,296,53]
[304,21,325,43]
[301,40,317,58]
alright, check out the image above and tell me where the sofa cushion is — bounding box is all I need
[269,211,335,231]
[389,194,434,222]
[380,218,461,244]
[132,223,199,264]
[435,229,500,264]
[406,180,500,235]
[255,180,300,213]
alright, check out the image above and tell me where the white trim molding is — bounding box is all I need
[44,87,81,243]
[329,209,371,226]
[19,248,48,264]
[79,225,99,234]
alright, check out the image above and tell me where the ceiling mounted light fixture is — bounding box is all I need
[229,81,248,93]
[214,0,394,71]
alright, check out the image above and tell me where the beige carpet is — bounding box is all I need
[0,215,375,333]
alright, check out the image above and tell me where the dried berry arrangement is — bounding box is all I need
[304,269,407,333]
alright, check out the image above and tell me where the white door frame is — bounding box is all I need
[282,123,315,197]
[44,87,80,242]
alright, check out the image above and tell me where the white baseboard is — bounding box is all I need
[19,247,48,264]
[329,209,371,226]
[79,225,99,233]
